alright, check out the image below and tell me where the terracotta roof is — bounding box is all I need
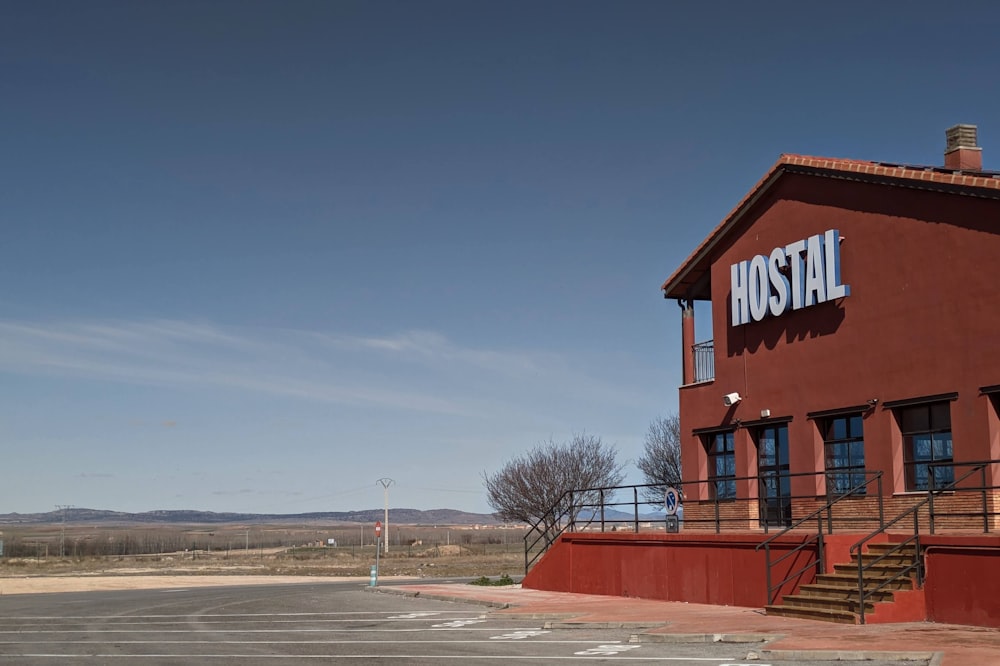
[661,154,1000,300]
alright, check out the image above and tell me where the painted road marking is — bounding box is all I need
[490,629,550,640]
[0,628,549,635]
[5,655,750,661]
[431,618,486,629]
[0,640,701,645]
[574,643,642,656]
[0,611,475,620]
[0,618,491,628]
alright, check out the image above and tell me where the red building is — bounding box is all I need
[661,124,1000,530]
[524,126,1000,627]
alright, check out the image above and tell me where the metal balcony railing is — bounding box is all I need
[692,340,714,383]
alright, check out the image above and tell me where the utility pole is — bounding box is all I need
[375,478,394,553]
[55,505,73,557]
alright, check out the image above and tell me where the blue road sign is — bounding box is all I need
[664,487,680,516]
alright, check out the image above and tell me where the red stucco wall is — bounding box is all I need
[680,175,1000,499]
[522,532,829,607]
[524,533,1000,626]
[923,539,1000,628]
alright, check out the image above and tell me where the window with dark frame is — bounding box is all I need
[900,402,953,491]
[823,414,866,495]
[706,431,736,500]
[756,424,792,527]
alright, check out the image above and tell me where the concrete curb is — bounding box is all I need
[543,621,665,630]
[632,632,777,643]
[373,585,951,664]
[635,631,939,662]
[370,585,511,610]
[633,631,940,662]
[763,649,938,662]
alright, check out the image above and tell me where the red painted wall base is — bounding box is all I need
[523,532,1000,628]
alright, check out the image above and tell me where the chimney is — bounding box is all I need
[944,124,982,171]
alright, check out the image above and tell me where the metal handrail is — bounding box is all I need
[523,486,607,573]
[524,461,998,584]
[850,461,991,624]
[524,470,878,573]
[692,339,715,383]
[927,460,995,534]
[755,471,883,605]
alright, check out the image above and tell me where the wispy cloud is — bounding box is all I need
[0,318,600,417]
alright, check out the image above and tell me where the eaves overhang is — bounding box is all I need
[661,154,1000,302]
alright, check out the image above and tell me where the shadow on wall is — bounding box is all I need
[725,292,846,356]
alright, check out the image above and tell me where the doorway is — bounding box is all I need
[757,424,791,527]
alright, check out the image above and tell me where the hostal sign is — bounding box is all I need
[730,229,850,326]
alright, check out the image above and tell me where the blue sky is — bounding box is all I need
[2,1,999,514]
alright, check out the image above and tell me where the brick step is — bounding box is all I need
[833,562,912,577]
[814,573,913,590]
[779,594,876,615]
[764,603,858,624]
[797,583,896,602]
[856,552,917,566]
[864,543,917,557]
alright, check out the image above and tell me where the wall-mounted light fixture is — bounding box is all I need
[760,409,771,418]
[723,392,742,407]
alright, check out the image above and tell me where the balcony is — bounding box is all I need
[692,339,715,383]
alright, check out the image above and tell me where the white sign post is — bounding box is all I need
[664,487,681,534]
[373,520,382,585]
[664,487,680,516]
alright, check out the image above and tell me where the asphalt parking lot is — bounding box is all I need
[0,581,929,665]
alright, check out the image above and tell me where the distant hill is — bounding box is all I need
[0,507,500,526]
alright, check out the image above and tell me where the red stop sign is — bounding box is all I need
[374,521,382,537]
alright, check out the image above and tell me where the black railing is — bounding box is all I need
[524,470,889,573]
[524,459,1000,615]
[692,340,714,383]
[755,471,884,605]
[927,460,997,533]
[850,460,997,624]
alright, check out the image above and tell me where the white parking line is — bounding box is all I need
[0,611,472,620]
[0,617,482,627]
[8,655,743,661]
[0,627,535,635]
[0,640,647,645]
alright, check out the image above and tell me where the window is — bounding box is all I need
[707,431,736,499]
[900,402,953,491]
[823,414,866,495]
[756,424,791,527]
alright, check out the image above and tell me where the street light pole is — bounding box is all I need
[376,478,394,553]
[56,505,72,557]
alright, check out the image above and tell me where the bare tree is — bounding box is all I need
[636,414,682,504]
[483,434,625,533]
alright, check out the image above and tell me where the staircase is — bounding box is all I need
[765,543,918,624]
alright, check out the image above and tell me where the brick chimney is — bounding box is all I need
[944,124,982,171]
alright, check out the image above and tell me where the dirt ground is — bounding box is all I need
[0,545,523,595]
[0,521,525,595]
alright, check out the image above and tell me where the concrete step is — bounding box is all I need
[797,583,896,602]
[780,594,875,615]
[857,552,917,566]
[833,562,912,577]
[865,543,917,557]
[815,573,913,590]
[764,603,858,624]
